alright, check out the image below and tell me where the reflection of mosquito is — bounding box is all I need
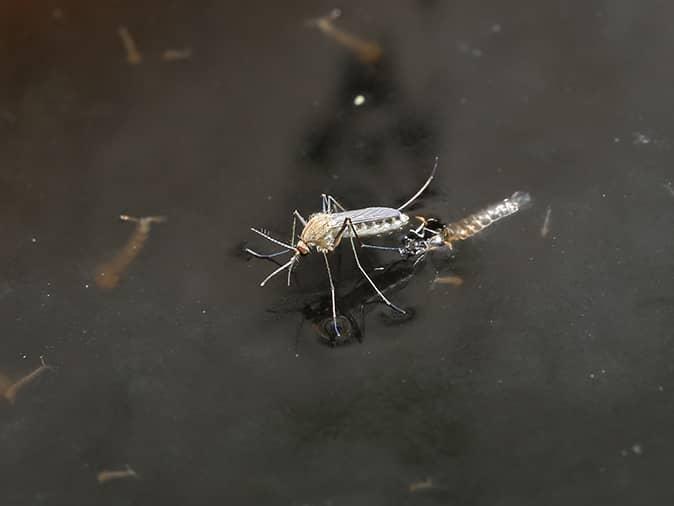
[246,158,438,336]
[300,258,420,346]
[366,191,532,260]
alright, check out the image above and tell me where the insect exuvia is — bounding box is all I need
[397,191,532,259]
[246,158,439,336]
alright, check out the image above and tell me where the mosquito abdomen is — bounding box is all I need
[441,191,531,243]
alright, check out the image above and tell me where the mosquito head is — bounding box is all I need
[296,240,311,256]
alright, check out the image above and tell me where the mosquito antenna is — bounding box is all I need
[260,254,299,286]
[397,156,439,211]
[250,228,296,250]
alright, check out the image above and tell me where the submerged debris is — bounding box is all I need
[96,215,165,290]
[162,48,192,62]
[118,26,143,65]
[307,9,382,65]
[540,205,552,238]
[409,478,433,492]
[97,465,139,484]
[663,181,674,198]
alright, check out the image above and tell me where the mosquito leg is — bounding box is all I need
[245,248,290,260]
[288,213,300,286]
[326,195,347,212]
[292,210,307,227]
[345,219,406,314]
[361,243,403,253]
[322,252,341,336]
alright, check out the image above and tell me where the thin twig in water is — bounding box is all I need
[540,205,552,238]
[3,356,55,405]
[307,9,382,64]
[96,215,166,290]
[97,465,139,484]
[118,26,142,65]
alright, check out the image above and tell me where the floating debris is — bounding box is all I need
[97,465,139,484]
[96,215,165,290]
[632,132,652,145]
[307,9,382,65]
[3,357,55,405]
[118,26,143,65]
[409,478,433,492]
[162,48,192,62]
[540,205,552,238]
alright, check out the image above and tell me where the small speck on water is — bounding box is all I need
[471,48,482,57]
[31,237,38,243]
[632,444,643,455]
[633,132,652,145]
[589,373,596,379]
[353,94,365,106]
[491,24,502,33]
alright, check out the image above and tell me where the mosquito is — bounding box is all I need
[246,158,438,336]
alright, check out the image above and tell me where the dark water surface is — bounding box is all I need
[2,1,673,505]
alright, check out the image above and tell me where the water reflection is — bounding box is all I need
[299,10,436,171]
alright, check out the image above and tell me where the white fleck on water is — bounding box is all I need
[633,132,652,145]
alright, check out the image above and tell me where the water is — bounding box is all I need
[1,1,673,505]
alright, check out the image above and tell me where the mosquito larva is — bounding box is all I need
[307,9,382,65]
[96,215,165,290]
[431,274,464,288]
[97,465,139,484]
[3,356,55,405]
[117,26,142,65]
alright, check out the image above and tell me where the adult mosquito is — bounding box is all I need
[246,158,438,336]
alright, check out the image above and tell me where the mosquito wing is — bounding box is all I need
[328,207,403,228]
